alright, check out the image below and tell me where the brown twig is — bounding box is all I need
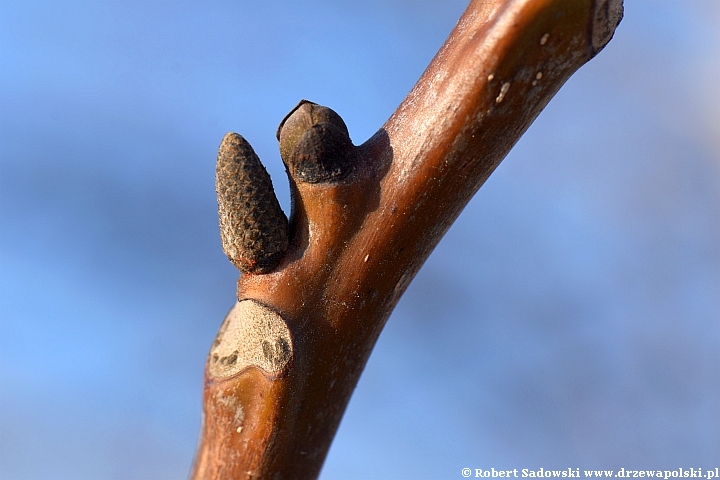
[190,0,622,478]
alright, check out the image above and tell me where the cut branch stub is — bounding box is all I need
[216,133,289,274]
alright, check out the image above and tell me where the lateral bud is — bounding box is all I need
[276,100,356,183]
[216,133,289,274]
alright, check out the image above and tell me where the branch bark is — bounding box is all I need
[190,0,622,478]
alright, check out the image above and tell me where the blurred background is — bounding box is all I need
[1,1,719,479]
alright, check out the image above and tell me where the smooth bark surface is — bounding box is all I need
[190,0,622,478]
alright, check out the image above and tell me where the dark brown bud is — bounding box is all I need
[590,0,623,56]
[216,133,289,274]
[276,100,355,183]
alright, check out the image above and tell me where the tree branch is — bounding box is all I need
[190,0,622,478]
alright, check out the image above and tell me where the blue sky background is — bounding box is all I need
[1,1,719,479]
